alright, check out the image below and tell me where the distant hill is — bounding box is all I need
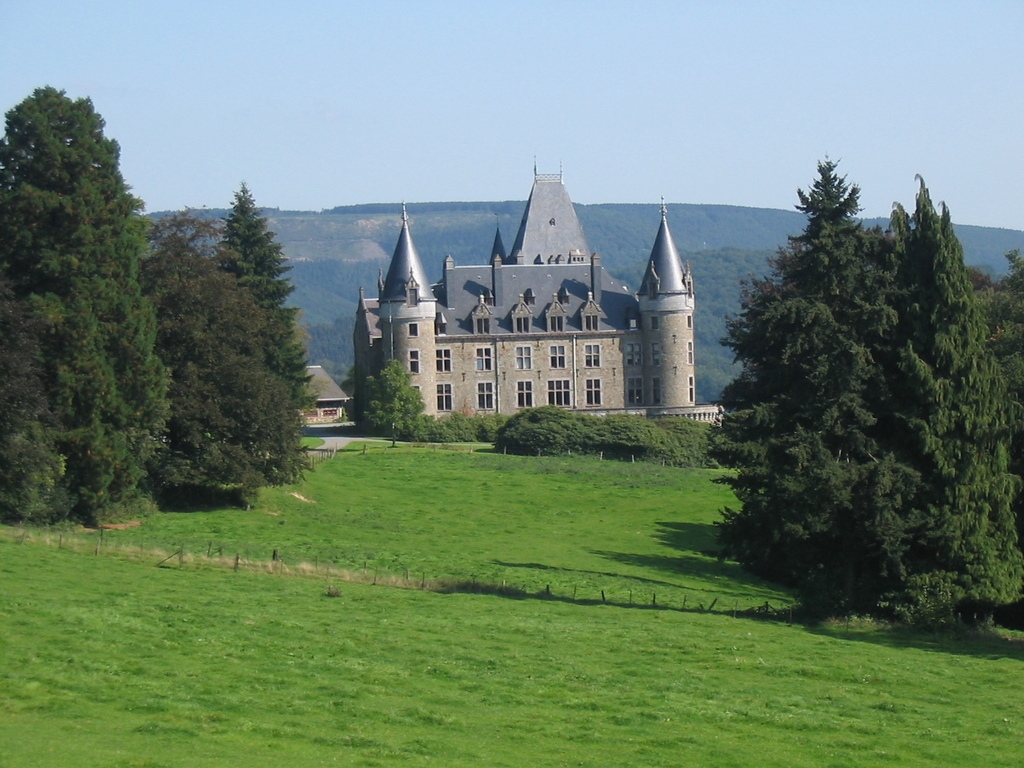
[156,203,1024,401]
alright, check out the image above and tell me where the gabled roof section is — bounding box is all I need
[640,203,687,295]
[509,173,591,263]
[307,366,349,400]
[381,207,436,302]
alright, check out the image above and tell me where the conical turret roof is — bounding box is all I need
[509,172,590,262]
[640,203,687,295]
[380,207,435,302]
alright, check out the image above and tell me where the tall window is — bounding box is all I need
[515,316,530,333]
[549,345,566,369]
[584,343,600,368]
[408,350,420,374]
[584,313,599,331]
[651,342,662,366]
[686,314,692,329]
[652,377,662,405]
[436,348,451,372]
[475,317,491,334]
[515,346,532,370]
[688,375,695,404]
[627,377,643,405]
[650,315,660,330]
[437,383,452,412]
[626,343,642,367]
[517,380,533,408]
[475,347,492,371]
[408,323,418,337]
[549,315,564,332]
[477,382,494,410]
[585,379,602,406]
[687,341,694,365]
[547,379,571,406]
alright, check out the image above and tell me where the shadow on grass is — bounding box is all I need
[493,560,686,591]
[804,622,1024,661]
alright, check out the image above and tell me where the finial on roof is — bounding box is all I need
[559,161,563,181]
[661,197,667,218]
[533,157,537,177]
[402,202,408,225]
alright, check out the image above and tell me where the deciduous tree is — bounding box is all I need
[143,212,306,506]
[366,360,424,445]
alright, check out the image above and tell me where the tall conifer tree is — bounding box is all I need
[0,87,166,522]
[715,160,913,614]
[220,184,310,408]
[888,183,1023,610]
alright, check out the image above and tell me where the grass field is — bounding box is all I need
[2,443,1024,766]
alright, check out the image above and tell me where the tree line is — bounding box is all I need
[0,87,309,525]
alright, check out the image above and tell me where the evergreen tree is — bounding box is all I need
[220,184,310,407]
[714,160,913,614]
[888,183,1023,613]
[143,212,306,506]
[979,250,1024,546]
[0,274,69,523]
[0,87,166,523]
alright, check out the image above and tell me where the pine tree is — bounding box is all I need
[888,182,1023,613]
[714,160,912,614]
[0,88,166,523]
[220,184,310,408]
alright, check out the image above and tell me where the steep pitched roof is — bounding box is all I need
[640,204,687,294]
[380,207,436,302]
[509,174,591,263]
[491,224,507,263]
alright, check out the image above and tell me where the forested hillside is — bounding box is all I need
[174,202,1024,401]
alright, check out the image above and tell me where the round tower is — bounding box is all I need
[378,207,438,415]
[638,203,696,410]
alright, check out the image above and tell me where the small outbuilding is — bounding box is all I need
[305,365,350,423]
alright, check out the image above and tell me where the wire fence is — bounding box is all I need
[1,525,795,623]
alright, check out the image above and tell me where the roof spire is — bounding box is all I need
[640,205,686,296]
[380,206,435,303]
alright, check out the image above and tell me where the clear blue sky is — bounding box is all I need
[2,1,1022,230]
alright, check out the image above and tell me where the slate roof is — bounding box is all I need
[508,174,591,263]
[640,204,688,294]
[380,208,436,303]
[437,262,637,335]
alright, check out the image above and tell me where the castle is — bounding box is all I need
[354,172,719,421]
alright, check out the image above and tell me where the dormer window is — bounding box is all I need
[405,271,420,307]
[547,294,567,333]
[512,294,532,334]
[471,294,492,335]
[557,286,570,304]
[581,292,600,332]
[524,288,536,306]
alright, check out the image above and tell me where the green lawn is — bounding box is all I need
[2,445,1023,766]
